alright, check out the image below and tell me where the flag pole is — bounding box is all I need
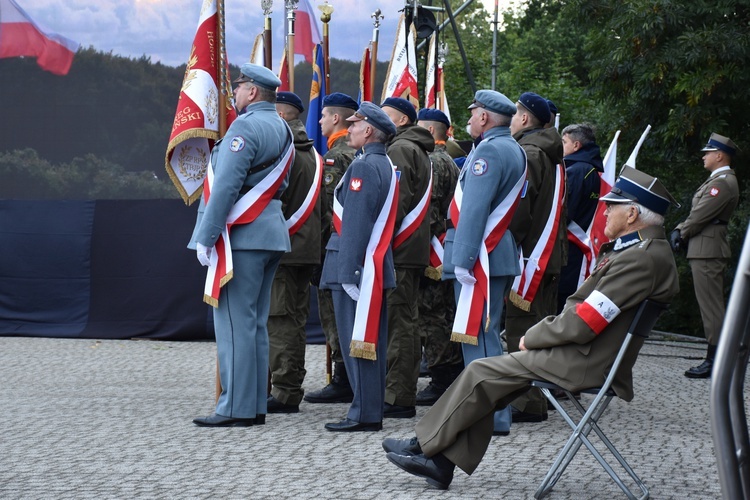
[215,0,230,402]
[318,1,334,386]
[262,0,273,69]
[319,1,333,93]
[370,9,383,101]
[286,0,299,92]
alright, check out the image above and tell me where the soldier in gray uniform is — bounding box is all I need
[382,167,679,490]
[267,91,321,413]
[415,108,463,405]
[190,63,291,427]
[305,93,358,404]
[672,133,740,378]
[320,102,398,432]
[443,90,526,436]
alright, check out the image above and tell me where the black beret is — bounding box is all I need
[323,92,358,110]
[276,91,304,113]
[417,108,451,128]
[381,97,417,123]
[518,92,551,125]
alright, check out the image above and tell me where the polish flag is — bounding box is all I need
[0,0,79,75]
[293,0,321,64]
[381,13,419,110]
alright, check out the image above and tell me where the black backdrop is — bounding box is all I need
[0,199,323,342]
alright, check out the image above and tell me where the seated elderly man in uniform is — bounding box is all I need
[381,166,680,489]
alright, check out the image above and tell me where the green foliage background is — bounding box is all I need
[1,0,748,336]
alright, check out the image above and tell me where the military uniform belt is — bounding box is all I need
[711,219,728,225]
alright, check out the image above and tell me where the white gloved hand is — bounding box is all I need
[342,283,360,301]
[196,243,213,267]
[454,266,476,286]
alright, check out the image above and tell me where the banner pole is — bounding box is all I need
[370,9,382,101]
[262,0,273,69]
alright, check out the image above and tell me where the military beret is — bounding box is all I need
[347,101,397,137]
[600,167,678,216]
[468,90,516,117]
[323,92,358,110]
[234,63,282,90]
[546,99,558,117]
[518,92,551,125]
[701,132,739,156]
[417,108,451,128]
[276,91,304,112]
[381,97,417,123]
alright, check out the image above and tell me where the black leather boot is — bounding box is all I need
[685,344,716,379]
[303,362,354,403]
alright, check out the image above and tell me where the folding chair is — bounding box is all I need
[530,299,669,500]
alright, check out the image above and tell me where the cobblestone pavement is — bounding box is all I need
[0,336,734,499]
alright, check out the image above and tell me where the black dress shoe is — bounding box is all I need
[254,414,266,425]
[511,407,548,423]
[382,436,422,455]
[325,418,382,432]
[386,451,455,490]
[303,383,354,403]
[384,403,416,418]
[415,383,445,406]
[493,430,510,436]
[267,396,299,413]
[193,414,255,427]
[685,360,713,379]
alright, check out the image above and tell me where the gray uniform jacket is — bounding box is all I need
[516,225,679,401]
[443,126,526,278]
[676,167,739,259]
[189,101,292,253]
[320,142,396,290]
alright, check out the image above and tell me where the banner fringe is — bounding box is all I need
[509,290,532,312]
[350,340,377,360]
[424,265,442,281]
[451,332,478,345]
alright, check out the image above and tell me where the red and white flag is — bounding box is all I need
[424,34,451,124]
[359,45,372,103]
[576,130,620,286]
[0,0,79,75]
[381,13,419,109]
[164,0,236,205]
[293,0,321,64]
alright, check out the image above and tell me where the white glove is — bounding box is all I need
[342,283,360,301]
[454,266,476,286]
[196,243,213,267]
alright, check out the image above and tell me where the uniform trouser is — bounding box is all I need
[386,268,422,407]
[690,258,727,345]
[455,277,512,433]
[214,249,283,419]
[415,354,536,474]
[268,265,315,405]
[317,288,343,364]
[420,277,462,370]
[333,289,388,423]
[505,273,559,414]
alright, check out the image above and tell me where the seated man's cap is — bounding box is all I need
[468,90,516,117]
[234,63,282,90]
[600,166,678,215]
[347,101,397,137]
[323,92,359,110]
[417,108,451,128]
[701,132,739,156]
[276,91,304,112]
[381,97,417,123]
[546,99,558,117]
[517,92,551,125]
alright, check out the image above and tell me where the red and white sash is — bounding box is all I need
[509,162,565,312]
[450,164,527,345]
[286,149,323,235]
[333,169,399,360]
[202,137,295,307]
[429,233,445,268]
[393,163,433,248]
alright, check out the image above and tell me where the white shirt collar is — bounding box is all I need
[711,166,731,177]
